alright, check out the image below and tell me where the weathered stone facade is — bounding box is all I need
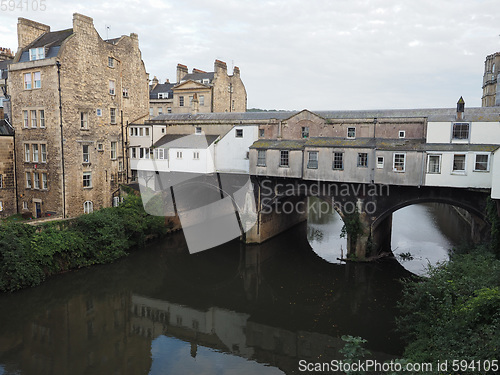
[150,60,247,115]
[0,121,16,217]
[482,52,500,107]
[10,14,149,218]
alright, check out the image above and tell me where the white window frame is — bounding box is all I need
[452,154,467,174]
[24,144,30,162]
[24,73,32,89]
[39,110,45,128]
[41,173,48,190]
[80,112,88,129]
[154,148,165,160]
[357,152,368,167]
[393,153,406,172]
[108,57,115,68]
[279,150,289,168]
[110,108,116,124]
[32,144,39,162]
[193,151,200,160]
[376,156,384,169]
[23,110,29,128]
[452,122,470,141]
[199,95,205,106]
[235,129,243,138]
[110,142,117,160]
[474,153,490,172]
[347,127,356,139]
[179,96,184,107]
[30,110,37,128]
[26,172,32,189]
[33,72,41,89]
[427,154,441,174]
[307,151,318,169]
[109,80,116,95]
[398,130,406,138]
[176,151,183,159]
[83,172,92,188]
[33,172,40,189]
[84,201,93,214]
[83,145,90,163]
[257,150,266,167]
[29,47,45,61]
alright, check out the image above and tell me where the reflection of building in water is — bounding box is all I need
[1,292,151,375]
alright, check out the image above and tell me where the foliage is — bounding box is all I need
[340,335,371,375]
[340,207,362,251]
[486,197,500,255]
[0,194,168,292]
[397,248,500,371]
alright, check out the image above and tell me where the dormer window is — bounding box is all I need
[452,122,469,140]
[158,93,168,99]
[203,79,210,84]
[29,47,45,61]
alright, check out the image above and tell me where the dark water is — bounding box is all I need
[0,201,469,375]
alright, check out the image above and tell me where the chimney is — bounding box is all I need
[17,18,50,50]
[151,76,159,90]
[214,59,227,75]
[0,48,14,62]
[176,64,188,83]
[165,78,170,84]
[72,13,94,34]
[192,68,206,74]
[456,96,465,120]
[191,93,199,114]
[233,66,240,76]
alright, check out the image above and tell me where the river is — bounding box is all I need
[0,200,470,375]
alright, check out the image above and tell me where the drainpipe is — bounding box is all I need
[57,61,66,218]
[8,119,19,213]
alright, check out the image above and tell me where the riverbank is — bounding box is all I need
[0,194,171,293]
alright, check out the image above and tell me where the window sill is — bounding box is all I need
[80,128,90,131]
[451,171,467,175]
[83,186,93,190]
[473,170,490,173]
[278,165,290,168]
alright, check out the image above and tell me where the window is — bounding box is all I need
[377,156,384,169]
[39,110,45,128]
[34,172,40,189]
[110,108,116,124]
[24,73,32,89]
[399,130,406,138]
[23,110,28,128]
[301,127,309,138]
[393,153,406,172]
[279,150,289,167]
[32,144,39,162]
[83,145,90,163]
[452,123,469,140]
[474,154,489,171]
[130,147,136,159]
[113,197,120,207]
[109,80,115,95]
[33,72,41,88]
[26,172,32,188]
[259,129,265,138]
[122,88,129,98]
[347,127,356,139]
[41,173,47,189]
[200,95,205,106]
[195,127,202,134]
[84,201,93,214]
[80,112,88,129]
[257,150,266,166]
[158,107,162,115]
[193,151,200,160]
[149,107,154,117]
[29,47,45,61]
[176,151,183,159]
[235,129,243,138]
[30,110,37,128]
[427,154,441,174]
[307,151,318,169]
[154,148,164,160]
[167,107,172,113]
[96,108,102,116]
[189,96,193,105]
[24,144,30,162]
[83,172,92,188]
[0,174,2,188]
[0,201,2,212]
[97,143,104,152]
[22,201,28,210]
[452,154,466,172]
[333,152,344,170]
[357,153,368,167]
[110,142,117,160]
[179,96,184,107]
[108,57,114,68]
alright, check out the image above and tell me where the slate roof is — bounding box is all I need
[180,72,215,83]
[150,107,500,123]
[0,60,11,79]
[149,82,175,100]
[18,28,73,62]
[0,119,14,136]
[154,134,219,148]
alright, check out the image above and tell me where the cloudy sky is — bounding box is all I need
[1,0,499,110]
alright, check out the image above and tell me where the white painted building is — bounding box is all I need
[215,124,259,174]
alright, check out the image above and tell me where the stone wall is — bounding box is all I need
[0,136,16,217]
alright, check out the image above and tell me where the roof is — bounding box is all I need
[18,28,73,62]
[180,72,215,83]
[0,119,14,136]
[251,137,500,152]
[149,107,500,123]
[0,60,11,79]
[154,134,219,148]
[149,82,175,100]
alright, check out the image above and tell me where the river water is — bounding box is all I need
[0,200,470,375]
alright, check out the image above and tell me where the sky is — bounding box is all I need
[1,0,500,111]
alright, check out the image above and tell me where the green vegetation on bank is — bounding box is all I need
[0,193,167,292]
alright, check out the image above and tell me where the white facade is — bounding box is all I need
[215,125,259,174]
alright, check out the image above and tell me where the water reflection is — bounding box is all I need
[0,224,410,375]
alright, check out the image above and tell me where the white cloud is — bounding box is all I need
[1,0,500,109]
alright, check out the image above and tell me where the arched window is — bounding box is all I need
[84,201,93,214]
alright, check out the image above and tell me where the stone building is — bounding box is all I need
[482,52,500,107]
[0,47,14,120]
[0,118,16,217]
[9,14,149,218]
[149,60,247,116]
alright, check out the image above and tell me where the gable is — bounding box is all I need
[285,109,326,123]
[173,79,210,91]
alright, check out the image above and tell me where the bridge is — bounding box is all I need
[135,101,500,259]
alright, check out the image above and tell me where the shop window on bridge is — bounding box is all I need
[452,123,469,140]
[333,152,344,170]
[377,156,384,169]
[474,154,490,172]
[393,153,406,172]
[347,127,356,139]
[257,150,266,166]
[427,154,441,174]
[452,154,466,173]
[301,127,309,138]
[357,153,368,167]
[307,151,318,169]
[279,150,289,167]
